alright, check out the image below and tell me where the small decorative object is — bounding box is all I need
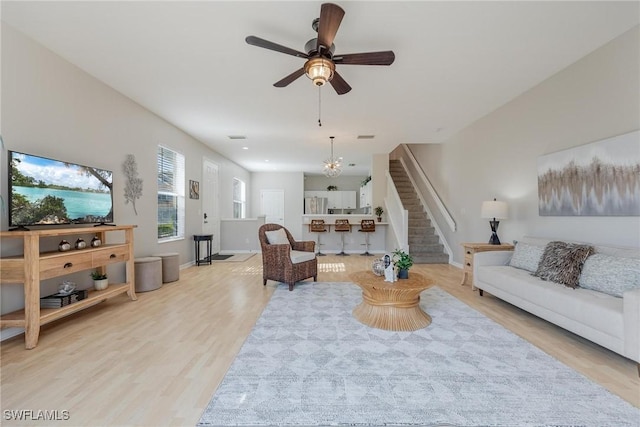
[392,249,414,279]
[74,238,86,249]
[189,180,200,199]
[90,271,108,291]
[122,154,143,215]
[57,281,76,295]
[58,240,71,252]
[91,236,102,247]
[372,258,385,276]
[384,263,396,283]
[375,206,384,222]
[327,185,338,191]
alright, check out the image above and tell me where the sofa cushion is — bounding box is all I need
[290,250,315,264]
[534,241,594,288]
[509,242,544,272]
[477,265,623,339]
[579,253,640,297]
[265,228,289,245]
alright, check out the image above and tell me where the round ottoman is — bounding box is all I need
[134,257,162,292]
[152,252,180,283]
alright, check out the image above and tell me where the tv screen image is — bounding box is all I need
[9,151,113,227]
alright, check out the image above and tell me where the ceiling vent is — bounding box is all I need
[228,135,247,140]
[357,135,375,140]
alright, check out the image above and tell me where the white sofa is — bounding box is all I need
[473,236,640,366]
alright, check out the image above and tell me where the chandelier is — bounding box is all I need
[323,136,342,178]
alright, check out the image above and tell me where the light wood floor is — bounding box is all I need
[1,255,638,426]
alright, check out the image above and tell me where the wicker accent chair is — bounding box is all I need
[258,223,318,291]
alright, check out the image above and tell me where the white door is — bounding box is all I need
[202,159,221,254]
[260,189,285,225]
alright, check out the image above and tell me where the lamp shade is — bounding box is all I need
[481,200,508,219]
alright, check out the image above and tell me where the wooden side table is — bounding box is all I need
[460,243,514,290]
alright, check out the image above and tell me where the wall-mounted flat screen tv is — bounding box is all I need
[8,151,113,227]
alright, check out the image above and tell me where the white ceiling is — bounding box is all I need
[2,1,638,176]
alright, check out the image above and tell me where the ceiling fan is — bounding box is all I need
[245,3,395,95]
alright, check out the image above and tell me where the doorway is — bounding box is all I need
[202,159,221,254]
[260,189,285,226]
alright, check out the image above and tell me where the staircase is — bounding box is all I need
[389,160,449,264]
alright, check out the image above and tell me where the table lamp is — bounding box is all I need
[481,198,508,245]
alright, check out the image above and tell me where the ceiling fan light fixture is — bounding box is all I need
[305,57,335,86]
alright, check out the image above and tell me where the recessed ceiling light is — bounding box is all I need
[357,135,375,140]
[242,147,249,150]
[228,135,247,140]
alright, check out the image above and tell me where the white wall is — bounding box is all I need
[250,172,305,239]
[408,26,640,263]
[0,24,252,319]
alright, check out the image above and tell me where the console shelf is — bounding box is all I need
[0,225,137,349]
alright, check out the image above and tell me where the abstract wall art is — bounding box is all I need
[538,130,640,216]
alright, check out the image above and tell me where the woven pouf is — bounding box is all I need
[134,257,162,292]
[151,252,180,283]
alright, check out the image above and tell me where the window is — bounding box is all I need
[233,178,246,219]
[157,146,185,241]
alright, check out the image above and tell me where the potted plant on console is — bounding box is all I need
[392,249,413,279]
[90,271,108,291]
[375,206,384,222]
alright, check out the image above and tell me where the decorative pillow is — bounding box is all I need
[533,241,594,288]
[578,254,640,297]
[509,242,544,273]
[265,229,289,245]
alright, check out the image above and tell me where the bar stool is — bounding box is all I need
[309,219,328,256]
[358,219,376,256]
[333,219,351,256]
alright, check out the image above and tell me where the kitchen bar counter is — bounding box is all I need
[301,216,388,255]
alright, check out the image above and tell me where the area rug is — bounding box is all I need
[210,253,255,263]
[197,282,639,427]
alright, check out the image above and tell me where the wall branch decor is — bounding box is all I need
[122,154,143,215]
[537,130,639,216]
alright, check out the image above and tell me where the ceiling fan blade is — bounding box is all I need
[274,68,306,87]
[317,3,345,53]
[334,51,395,66]
[246,36,308,59]
[329,70,352,95]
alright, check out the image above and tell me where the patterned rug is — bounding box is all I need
[197,282,639,426]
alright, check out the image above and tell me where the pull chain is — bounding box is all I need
[318,86,322,127]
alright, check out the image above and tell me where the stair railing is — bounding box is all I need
[384,170,409,252]
[397,146,455,259]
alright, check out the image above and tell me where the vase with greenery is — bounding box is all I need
[374,206,384,222]
[392,249,413,279]
[90,271,108,291]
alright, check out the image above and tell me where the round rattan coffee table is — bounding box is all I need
[350,271,434,331]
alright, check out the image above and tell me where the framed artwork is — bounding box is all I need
[537,130,639,216]
[189,180,200,200]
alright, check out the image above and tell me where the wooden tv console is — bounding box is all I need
[0,225,137,349]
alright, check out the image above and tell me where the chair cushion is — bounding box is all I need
[265,228,289,245]
[290,250,315,264]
